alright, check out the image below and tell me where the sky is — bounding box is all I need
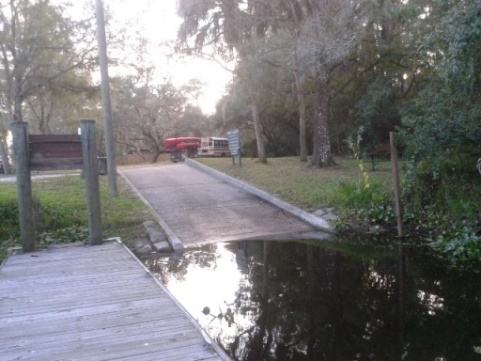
[63,0,233,114]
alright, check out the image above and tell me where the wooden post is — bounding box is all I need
[390,131,404,237]
[11,122,36,252]
[80,120,102,245]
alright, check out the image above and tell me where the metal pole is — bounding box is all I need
[80,119,103,245]
[390,131,403,237]
[95,0,118,196]
[10,122,36,252]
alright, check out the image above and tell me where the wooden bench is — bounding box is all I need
[366,143,391,171]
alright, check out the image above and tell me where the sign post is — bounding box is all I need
[227,129,241,166]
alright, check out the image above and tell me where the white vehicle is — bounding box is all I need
[199,137,231,157]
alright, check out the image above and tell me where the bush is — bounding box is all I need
[38,227,89,246]
[338,181,394,224]
[430,228,481,266]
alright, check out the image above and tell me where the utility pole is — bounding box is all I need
[95,0,118,196]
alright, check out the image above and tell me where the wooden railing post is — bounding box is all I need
[80,119,102,245]
[10,121,36,252]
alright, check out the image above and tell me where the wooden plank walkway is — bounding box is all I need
[0,240,230,361]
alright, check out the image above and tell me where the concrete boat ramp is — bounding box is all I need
[120,160,334,250]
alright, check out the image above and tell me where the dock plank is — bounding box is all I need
[0,241,230,361]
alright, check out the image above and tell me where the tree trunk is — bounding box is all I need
[13,96,23,123]
[251,102,267,163]
[310,78,334,167]
[294,70,308,162]
[311,82,320,163]
[152,150,161,163]
[0,138,11,174]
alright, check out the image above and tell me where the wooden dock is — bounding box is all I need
[0,240,230,361]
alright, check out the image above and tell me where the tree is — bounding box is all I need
[399,0,481,205]
[343,0,433,147]
[220,47,302,157]
[112,75,208,162]
[177,0,367,166]
[25,72,98,134]
[0,0,97,172]
[293,0,361,167]
[177,0,269,163]
[246,23,311,161]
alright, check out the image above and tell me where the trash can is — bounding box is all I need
[97,157,107,175]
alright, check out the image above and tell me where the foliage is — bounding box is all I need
[223,53,302,157]
[337,182,393,223]
[350,76,400,145]
[393,0,481,264]
[333,0,431,150]
[339,127,397,225]
[0,0,99,174]
[37,227,89,246]
[0,0,98,123]
[430,228,481,267]
[400,0,481,200]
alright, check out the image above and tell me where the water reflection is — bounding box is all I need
[140,240,481,361]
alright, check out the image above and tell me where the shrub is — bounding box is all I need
[338,181,394,224]
[430,228,481,266]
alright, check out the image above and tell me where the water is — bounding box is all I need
[140,239,481,361]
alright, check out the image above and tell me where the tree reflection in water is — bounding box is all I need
[140,240,481,361]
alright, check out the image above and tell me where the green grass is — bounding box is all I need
[0,172,154,263]
[196,156,394,212]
